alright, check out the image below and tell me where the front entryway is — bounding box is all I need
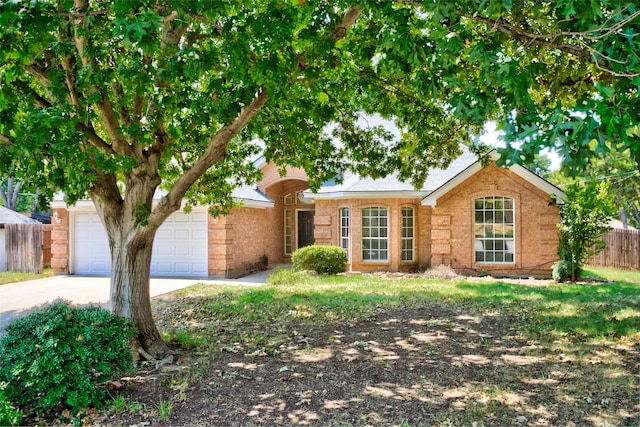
[297,210,314,248]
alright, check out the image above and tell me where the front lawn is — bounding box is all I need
[0,268,54,286]
[583,266,640,284]
[101,269,639,426]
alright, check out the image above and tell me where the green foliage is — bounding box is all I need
[0,301,135,416]
[291,245,348,275]
[1,0,638,353]
[0,384,24,427]
[551,260,573,283]
[556,182,617,282]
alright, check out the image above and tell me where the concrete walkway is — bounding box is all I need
[0,269,274,332]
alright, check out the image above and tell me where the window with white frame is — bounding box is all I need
[401,207,414,262]
[474,196,515,263]
[284,209,292,255]
[339,207,350,256]
[362,207,388,261]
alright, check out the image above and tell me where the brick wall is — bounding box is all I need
[257,163,308,193]
[50,208,70,274]
[42,224,53,268]
[431,163,560,276]
[212,207,273,278]
[208,177,310,278]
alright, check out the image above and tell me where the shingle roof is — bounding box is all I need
[232,186,274,206]
[0,206,38,224]
[310,147,479,198]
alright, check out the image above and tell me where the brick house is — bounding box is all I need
[50,148,565,278]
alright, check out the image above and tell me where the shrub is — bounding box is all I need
[0,301,136,416]
[291,245,347,275]
[556,182,615,282]
[552,260,573,283]
[0,383,24,427]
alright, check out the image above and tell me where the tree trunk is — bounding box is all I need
[107,224,170,358]
[92,174,172,360]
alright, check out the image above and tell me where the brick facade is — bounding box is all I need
[429,163,560,276]
[50,159,561,278]
[313,163,560,276]
[50,208,70,273]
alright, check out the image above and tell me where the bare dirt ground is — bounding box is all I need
[96,297,639,427]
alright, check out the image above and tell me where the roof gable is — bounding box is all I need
[421,151,566,206]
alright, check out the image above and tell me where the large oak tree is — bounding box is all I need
[0,1,470,357]
[1,0,638,357]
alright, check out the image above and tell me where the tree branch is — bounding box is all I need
[465,14,591,60]
[332,6,363,41]
[24,62,57,103]
[70,0,138,159]
[151,88,270,224]
[74,122,116,155]
[464,12,640,78]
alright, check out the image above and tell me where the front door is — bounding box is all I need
[297,210,314,249]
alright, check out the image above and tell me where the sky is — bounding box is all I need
[479,121,562,170]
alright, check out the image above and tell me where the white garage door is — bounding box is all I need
[74,211,208,277]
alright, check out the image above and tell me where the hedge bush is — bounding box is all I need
[0,383,23,427]
[291,245,347,274]
[0,301,135,416]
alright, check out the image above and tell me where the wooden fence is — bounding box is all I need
[5,223,43,273]
[587,228,640,270]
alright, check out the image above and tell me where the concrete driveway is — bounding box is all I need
[0,270,272,332]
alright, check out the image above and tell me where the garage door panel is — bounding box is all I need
[173,229,190,240]
[75,211,207,277]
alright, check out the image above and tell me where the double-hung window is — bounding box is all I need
[339,207,350,257]
[284,209,292,255]
[474,196,515,263]
[362,207,388,261]
[401,207,414,262]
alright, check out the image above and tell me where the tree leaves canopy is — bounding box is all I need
[0,0,637,213]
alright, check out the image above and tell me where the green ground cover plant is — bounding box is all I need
[0,301,135,420]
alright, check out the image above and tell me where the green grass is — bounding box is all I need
[0,268,54,285]
[582,266,640,283]
[159,268,640,354]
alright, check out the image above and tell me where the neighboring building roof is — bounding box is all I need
[0,206,38,224]
[610,219,637,230]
